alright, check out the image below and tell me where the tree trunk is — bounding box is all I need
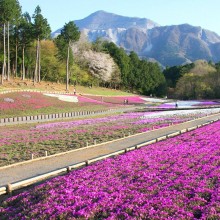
[1,23,6,85]
[66,43,70,91]
[15,40,18,78]
[34,38,39,85]
[38,40,41,82]
[22,46,25,80]
[7,21,10,81]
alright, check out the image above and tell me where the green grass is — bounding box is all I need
[0,105,111,119]
[0,78,134,96]
[75,85,133,96]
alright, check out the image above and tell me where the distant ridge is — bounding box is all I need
[52,11,220,66]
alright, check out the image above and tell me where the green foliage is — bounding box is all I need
[60,21,80,44]
[102,42,128,86]
[40,40,65,82]
[92,38,108,52]
[54,21,80,90]
[18,13,33,47]
[175,70,220,99]
[163,63,195,87]
[189,60,216,75]
[166,60,220,99]
[0,0,21,23]
[54,34,70,61]
[70,64,91,86]
[32,5,51,40]
[100,41,166,96]
[215,61,220,71]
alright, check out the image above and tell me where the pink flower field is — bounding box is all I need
[0,110,212,166]
[81,94,146,104]
[1,121,220,219]
[0,92,113,118]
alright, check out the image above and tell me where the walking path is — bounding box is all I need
[0,113,220,190]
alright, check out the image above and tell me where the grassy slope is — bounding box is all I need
[0,78,132,96]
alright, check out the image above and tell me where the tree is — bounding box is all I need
[55,21,80,91]
[32,5,51,84]
[129,51,141,91]
[0,0,21,83]
[175,73,200,99]
[40,40,63,82]
[163,63,195,88]
[103,42,130,89]
[18,12,33,80]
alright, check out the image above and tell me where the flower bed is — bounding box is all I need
[1,121,220,219]
[82,95,147,104]
[158,100,220,109]
[0,109,218,167]
[0,92,112,118]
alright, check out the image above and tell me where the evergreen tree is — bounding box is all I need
[18,12,33,80]
[32,5,51,84]
[103,42,130,89]
[55,21,80,91]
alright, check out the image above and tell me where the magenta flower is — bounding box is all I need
[1,121,220,219]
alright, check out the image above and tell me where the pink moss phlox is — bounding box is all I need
[1,121,220,219]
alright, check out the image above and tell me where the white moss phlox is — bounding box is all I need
[43,93,78,102]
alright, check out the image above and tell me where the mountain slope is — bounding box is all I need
[52,11,220,66]
[144,24,219,66]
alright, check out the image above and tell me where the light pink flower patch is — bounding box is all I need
[82,95,146,104]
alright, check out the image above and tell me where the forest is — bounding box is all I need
[164,60,220,99]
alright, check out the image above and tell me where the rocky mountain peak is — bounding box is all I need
[74,10,159,31]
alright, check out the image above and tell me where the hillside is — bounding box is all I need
[0,78,132,96]
[0,78,148,118]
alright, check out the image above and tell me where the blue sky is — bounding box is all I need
[19,0,220,35]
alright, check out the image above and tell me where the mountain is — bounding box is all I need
[144,24,220,66]
[52,11,220,67]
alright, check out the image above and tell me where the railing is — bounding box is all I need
[0,109,113,126]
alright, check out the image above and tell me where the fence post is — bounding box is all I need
[6,183,12,195]
[67,166,71,173]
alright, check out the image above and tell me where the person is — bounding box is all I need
[175,102,178,108]
[73,88,76,95]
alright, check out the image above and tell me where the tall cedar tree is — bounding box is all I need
[32,5,51,84]
[56,21,80,91]
[18,13,33,80]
